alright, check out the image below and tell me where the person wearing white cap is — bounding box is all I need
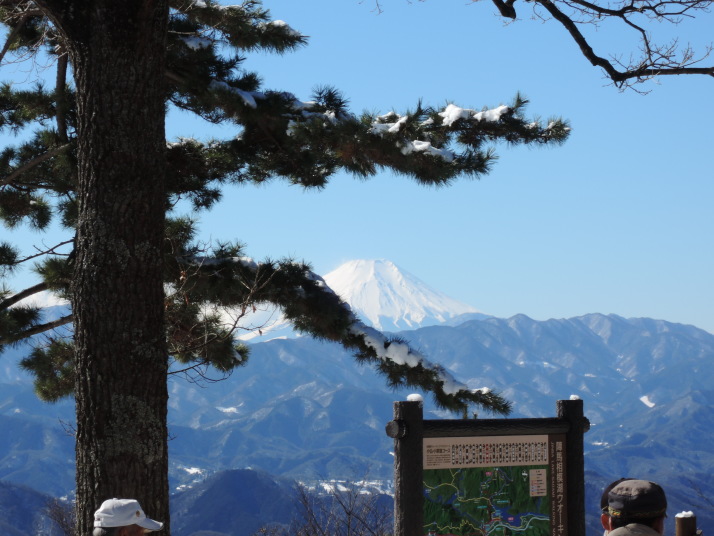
[93,498,163,535]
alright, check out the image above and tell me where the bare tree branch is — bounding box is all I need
[43,497,75,536]
[393,0,714,87]
[14,238,73,264]
[492,0,517,19]
[535,0,714,86]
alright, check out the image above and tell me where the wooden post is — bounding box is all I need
[675,513,699,536]
[558,399,589,536]
[386,400,424,536]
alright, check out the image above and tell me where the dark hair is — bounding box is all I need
[93,528,119,536]
[609,515,663,530]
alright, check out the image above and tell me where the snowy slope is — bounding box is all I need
[323,259,482,332]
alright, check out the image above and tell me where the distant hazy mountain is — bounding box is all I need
[170,468,393,536]
[170,469,299,536]
[3,262,714,535]
[0,480,63,536]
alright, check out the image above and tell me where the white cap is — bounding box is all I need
[93,498,163,531]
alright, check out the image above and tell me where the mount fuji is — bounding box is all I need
[323,259,487,331]
[239,259,488,341]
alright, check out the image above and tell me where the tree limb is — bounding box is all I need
[15,238,74,264]
[538,0,714,85]
[0,13,30,64]
[492,0,517,19]
[1,143,71,187]
[55,49,68,142]
[0,313,72,345]
[0,281,47,309]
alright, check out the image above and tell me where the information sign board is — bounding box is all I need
[422,434,568,536]
[387,399,588,536]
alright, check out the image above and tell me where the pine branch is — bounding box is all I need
[164,80,567,191]
[0,312,72,345]
[0,12,30,64]
[176,255,512,415]
[0,281,47,309]
[1,142,71,187]
[168,0,307,52]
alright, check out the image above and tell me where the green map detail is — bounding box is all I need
[424,466,550,536]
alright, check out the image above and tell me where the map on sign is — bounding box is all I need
[424,465,550,536]
[423,435,555,536]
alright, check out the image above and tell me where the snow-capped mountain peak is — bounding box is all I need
[323,259,482,332]
[236,259,484,341]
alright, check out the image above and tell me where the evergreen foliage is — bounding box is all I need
[0,1,569,415]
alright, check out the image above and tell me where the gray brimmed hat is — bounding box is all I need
[601,478,634,512]
[607,480,667,520]
[94,498,163,531]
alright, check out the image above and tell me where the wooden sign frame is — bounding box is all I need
[386,399,589,536]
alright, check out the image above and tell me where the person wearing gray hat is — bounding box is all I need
[93,498,163,536]
[600,478,635,535]
[601,480,668,536]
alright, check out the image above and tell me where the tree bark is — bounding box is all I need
[36,1,170,534]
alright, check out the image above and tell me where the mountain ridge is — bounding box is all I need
[2,260,713,535]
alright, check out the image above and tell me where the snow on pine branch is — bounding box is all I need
[258,20,302,38]
[190,0,240,10]
[181,36,214,50]
[209,80,265,109]
[368,111,457,162]
[186,255,258,270]
[348,322,467,395]
[439,103,510,127]
[369,111,408,135]
[177,0,306,52]
[286,99,340,135]
[399,140,455,162]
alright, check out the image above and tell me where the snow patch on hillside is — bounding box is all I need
[640,395,656,408]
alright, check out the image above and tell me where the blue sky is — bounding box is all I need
[184,0,713,333]
[5,0,713,333]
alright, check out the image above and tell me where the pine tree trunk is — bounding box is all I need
[41,2,170,534]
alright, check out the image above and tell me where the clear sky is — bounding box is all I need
[5,0,713,333]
